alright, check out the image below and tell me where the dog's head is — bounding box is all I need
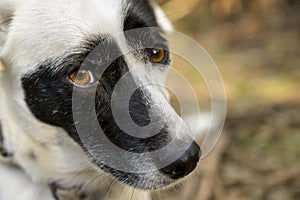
[0,0,200,190]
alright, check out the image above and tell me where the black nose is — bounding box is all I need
[160,142,201,179]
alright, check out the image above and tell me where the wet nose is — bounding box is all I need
[160,142,201,179]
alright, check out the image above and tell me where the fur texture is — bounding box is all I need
[0,1,200,199]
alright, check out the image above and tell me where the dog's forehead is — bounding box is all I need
[4,0,142,72]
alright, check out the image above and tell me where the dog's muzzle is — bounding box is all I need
[126,84,201,179]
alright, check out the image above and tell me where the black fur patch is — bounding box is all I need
[124,0,158,31]
[21,35,171,187]
[22,36,170,152]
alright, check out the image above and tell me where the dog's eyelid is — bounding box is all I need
[67,68,97,88]
[145,47,170,65]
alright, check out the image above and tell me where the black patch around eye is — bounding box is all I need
[22,36,170,152]
[124,0,158,31]
[122,0,172,68]
[21,35,173,187]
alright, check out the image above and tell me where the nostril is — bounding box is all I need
[162,163,187,179]
[161,142,201,179]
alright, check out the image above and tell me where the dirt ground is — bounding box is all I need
[155,0,300,199]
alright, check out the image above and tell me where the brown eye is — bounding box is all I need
[149,48,167,63]
[68,69,94,86]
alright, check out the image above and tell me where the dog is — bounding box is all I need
[0,0,201,199]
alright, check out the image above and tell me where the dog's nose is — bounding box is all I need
[160,142,201,179]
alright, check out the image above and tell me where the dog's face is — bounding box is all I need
[0,0,200,190]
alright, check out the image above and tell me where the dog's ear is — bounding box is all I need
[150,1,173,33]
[0,0,18,51]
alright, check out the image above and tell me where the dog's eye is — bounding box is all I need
[68,69,95,86]
[148,48,168,64]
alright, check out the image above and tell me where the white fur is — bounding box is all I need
[0,163,54,200]
[2,0,124,75]
[150,1,173,33]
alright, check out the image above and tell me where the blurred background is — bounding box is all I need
[154,0,300,200]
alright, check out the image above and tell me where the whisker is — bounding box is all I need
[103,178,119,199]
[119,182,127,198]
[73,163,95,181]
[130,186,136,200]
[156,8,196,21]
[81,172,110,193]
